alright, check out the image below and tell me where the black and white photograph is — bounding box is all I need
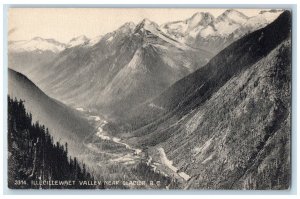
[7,7,292,190]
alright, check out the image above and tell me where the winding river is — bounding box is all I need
[77,107,190,183]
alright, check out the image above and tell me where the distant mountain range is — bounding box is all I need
[10,17,212,119]
[9,9,282,54]
[9,37,66,53]
[8,9,284,120]
[8,35,98,53]
[8,34,101,77]
[160,9,283,53]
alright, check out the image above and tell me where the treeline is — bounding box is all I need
[8,96,102,189]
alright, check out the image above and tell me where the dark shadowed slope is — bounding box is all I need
[162,38,290,190]
[124,11,291,189]
[8,69,94,159]
[125,11,291,131]
[8,97,96,189]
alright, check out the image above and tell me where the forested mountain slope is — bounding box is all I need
[8,97,98,189]
[8,69,94,160]
[125,11,291,131]
[124,11,291,190]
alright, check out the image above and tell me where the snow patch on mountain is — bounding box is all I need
[216,9,249,24]
[199,9,249,37]
[160,12,215,39]
[135,18,193,51]
[87,35,102,46]
[107,35,114,42]
[9,37,66,53]
[67,35,90,48]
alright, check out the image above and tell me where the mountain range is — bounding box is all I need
[8,9,284,120]
[124,10,291,189]
[7,9,291,189]
[161,9,283,53]
[14,18,212,119]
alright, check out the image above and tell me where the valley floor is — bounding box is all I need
[76,107,191,189]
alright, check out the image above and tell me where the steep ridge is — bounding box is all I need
[35,22,139,106]
[8,69,94,160]
[34,19,212,119]
[93,19,211,117]
[126,11,291,131]
[156,11,290,113]
[176,38,290,189]
[125,11,291,189]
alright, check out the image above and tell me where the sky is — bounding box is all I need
[8,8,265,43]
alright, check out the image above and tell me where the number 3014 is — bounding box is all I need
[14,180,27,185]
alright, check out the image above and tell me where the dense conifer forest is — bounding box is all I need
[8,96,101,189]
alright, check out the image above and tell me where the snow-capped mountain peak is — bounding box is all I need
[133,18,192,51]
[9,37,66,53]
[135,18,159,33]
[187,12,215,29]
[160,9,284,54]
[216,9,249,24]
[67,35,90,48]
[160,12,215,38]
